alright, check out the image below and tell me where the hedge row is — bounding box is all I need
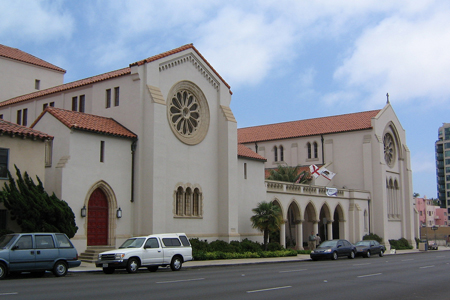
[190,238,307,261]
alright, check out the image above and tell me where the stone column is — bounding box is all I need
[327,220,333,240]
[280,219,287,248]
[296,220,304,250]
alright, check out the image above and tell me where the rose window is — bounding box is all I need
[167,81,209,145]
[383,133,395,167]
[169,91,200,137]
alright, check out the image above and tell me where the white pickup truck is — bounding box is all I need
[95,233,193,274]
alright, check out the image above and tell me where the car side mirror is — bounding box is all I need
[12,245,19,250]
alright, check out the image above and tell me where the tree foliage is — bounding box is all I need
[250,201,283,251]
[0,166,78,238]
[267,164,311,184]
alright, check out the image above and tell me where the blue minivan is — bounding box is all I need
[0,233,81,279]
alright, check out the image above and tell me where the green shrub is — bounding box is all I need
[190,238,297,261]
[267,242,283,251]
[363,233,383,243]
[389,238,412,250]
[209,240,234,252]
[239,238,263,252]
[296,250,311,254]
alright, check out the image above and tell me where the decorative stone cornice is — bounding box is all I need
[159,54,220,91]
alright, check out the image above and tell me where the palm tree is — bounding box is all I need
[250,201,283,251]
[267,164,311,184]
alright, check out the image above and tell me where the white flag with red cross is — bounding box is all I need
[309,164,322,179]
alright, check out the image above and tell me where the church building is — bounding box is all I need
[0,43,417,253]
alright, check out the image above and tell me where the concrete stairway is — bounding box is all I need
[79,246,115,263]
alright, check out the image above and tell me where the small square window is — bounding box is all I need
[79,95,85,113]
[106,89,111,108]
[72,97,78,111]
[0,148,8,178]
[100,141,105,162]
[114,87,120,106]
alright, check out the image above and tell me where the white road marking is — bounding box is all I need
[357,273,382,278]
[353,263,371,266]
[419,265,435,269]
[156,278,205,284]
[279,269,307,273]
[247,286,292,293]
[0,293,18,296]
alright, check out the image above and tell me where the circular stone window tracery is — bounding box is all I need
[383,133,395,167]
[167,81,210,145]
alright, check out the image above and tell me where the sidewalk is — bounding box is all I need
[70,246,450,273]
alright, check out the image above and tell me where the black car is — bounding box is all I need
[310,239,356,261]
[354,240,386,258]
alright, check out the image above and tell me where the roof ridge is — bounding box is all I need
[0,44,66,73]
[0,67,131,108]
[0,118,53,140]
[33,107,137,139]
[238,109,381,130]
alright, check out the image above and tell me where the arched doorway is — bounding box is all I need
[286,202,300,249]
[304,202,317,248]
[87,188,109,246]
[318,204,331,241]
[333,204,345,240]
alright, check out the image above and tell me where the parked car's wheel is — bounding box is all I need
[126,258,140,273]
[170,256,182,271]
[348,251,355,259]
[148,266,158,272]
[365,251,371,258]
[0,263,7,280]
[52,261,68,277]
[331,252,338,260]
[379,250,384,257]
[103,267,115,274]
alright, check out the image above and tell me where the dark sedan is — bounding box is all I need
[310,239,356,261]
[354,240,386,258]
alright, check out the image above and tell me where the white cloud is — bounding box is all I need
[333,5,450,108]
[0,0,74,43]
[194,7,297,87]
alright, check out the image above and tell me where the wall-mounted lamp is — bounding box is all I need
[81,205,86,218]
[117,207,122,219]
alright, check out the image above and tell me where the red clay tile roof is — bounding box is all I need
[0,118,53,140]
[0,44,65,73]
[0,67,131,108]
[238,144,266,161]
[238,110,381,144]
[131,44,231,93]
[31,107,137,140]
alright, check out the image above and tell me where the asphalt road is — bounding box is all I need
[1,252,450,300]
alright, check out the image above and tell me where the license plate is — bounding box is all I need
[103,264,108,268]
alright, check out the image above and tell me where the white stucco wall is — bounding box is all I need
[0,57,64,102]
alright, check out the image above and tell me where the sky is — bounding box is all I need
[1,0,449,198]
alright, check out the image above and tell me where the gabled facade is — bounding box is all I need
[239,104,416,247]
[0,44,65,103]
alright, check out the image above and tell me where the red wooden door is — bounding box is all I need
[87,188,108,246]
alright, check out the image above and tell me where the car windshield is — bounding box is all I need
[355,241,371,246]
[0,234,18,249]
[119,238,145,248]
[319,240,337,247]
